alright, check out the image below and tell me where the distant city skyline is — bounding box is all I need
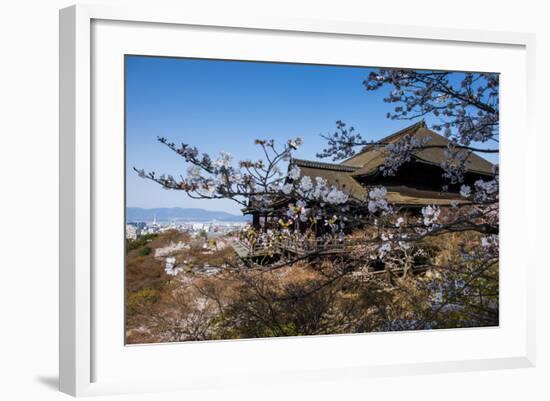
[125,56,498,214]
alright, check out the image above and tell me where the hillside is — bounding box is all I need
[126,207,250,222]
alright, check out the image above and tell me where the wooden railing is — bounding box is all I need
[233,237,356,257]
[232,238,428,276]
[280,237,350,254]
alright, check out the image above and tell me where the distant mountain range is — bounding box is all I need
[126,207,250,222]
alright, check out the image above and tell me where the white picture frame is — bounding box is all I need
[59,4,536,397]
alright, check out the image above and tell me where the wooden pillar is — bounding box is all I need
[252,213,260,230]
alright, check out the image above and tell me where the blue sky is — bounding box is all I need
[125,56,498,214]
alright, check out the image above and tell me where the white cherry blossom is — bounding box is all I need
[421,205,441,226]
[288,165,301,180]
[460,185,471,198]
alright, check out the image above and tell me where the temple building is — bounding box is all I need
[234,121,496,268]
[247,120,495,231]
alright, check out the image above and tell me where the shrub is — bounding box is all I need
[139,246,152,256]
[126,233,158,253]
[126,288,159,316]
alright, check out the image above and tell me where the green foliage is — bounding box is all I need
[126,233,158,253]
[126,288,159,316]
[139,246,152,256]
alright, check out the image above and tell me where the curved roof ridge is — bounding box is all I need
[292,158,359,172]
[341,120,427,165]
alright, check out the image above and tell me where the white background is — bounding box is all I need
[0,0,548,400]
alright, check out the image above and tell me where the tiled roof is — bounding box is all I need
[341,121,495,176]
[282,121,496,208]
[292,158,359,172]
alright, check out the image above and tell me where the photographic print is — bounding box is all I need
[125,56,499,344]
